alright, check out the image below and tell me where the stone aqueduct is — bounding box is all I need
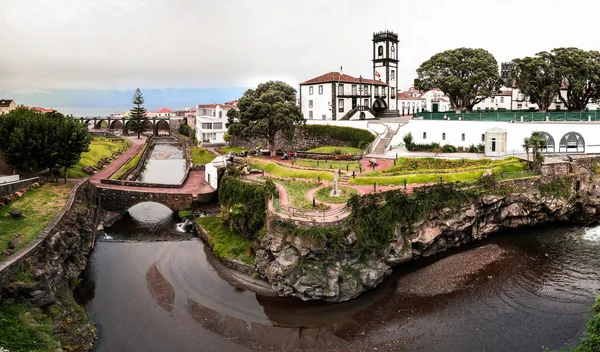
[77,116,172,136]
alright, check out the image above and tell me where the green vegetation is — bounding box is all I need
[66,138,129,178]
[314,186,358,204]
[300,124,375,149]
[128,88,149,138]
[0,300,60,351]
[191,146,216,165]
[0,183,73,261]
[110,143,147,180]
[218,176,274,239]
[295,158,361,171]
[196,216,254,265]
[373,157,520,175]
[274,179,322,209]
[539,177,574,199]
[556,295,600,351]
[218,146,250,154]
[403,133,485,153]
[251,158,334,181]
[305,146,363,154]
[178,210,192,219]
[351,162,527,186]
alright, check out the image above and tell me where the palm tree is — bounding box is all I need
[522,137,531,170]
[529,131,547,170]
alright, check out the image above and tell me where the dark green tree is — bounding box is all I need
[511,54,561,112]
[128,88,148,138]
[55,116,92,183]
[414,48,500,112]
[227,81,303,156]
[550,48,600,111]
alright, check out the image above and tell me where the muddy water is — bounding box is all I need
[80,203,600,352]
[136,144,186,184]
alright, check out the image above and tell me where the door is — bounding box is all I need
[491,138,496,152]
[352,98,357,109]
[432,103,439,113]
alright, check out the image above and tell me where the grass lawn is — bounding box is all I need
[0,300,60,351]
[306,146,363,154]
[350,162,527,186]
[218,146,250,154]
[110,143,147,180]
[191,147,216,165]
[314,186,358,204]
[366,157,521,176]
[0,183,73,261]
[66,137,130,178]
[251,158,334,181]
[196,216,254,265]
[295,158,361,171]
[274,179,323,209]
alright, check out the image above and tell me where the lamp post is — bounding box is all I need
[359,76,364,104]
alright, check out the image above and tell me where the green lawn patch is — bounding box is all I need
[350,162,527,186]
[314,186,358,204]
[191,147,216,165]
[0,300,60,351]
[110,143,147,180]
[295,158,361,171]
[370,157,520,176]
[306,146,363,154]
[66,138,130,178]
[196,216,254,265]
[219,146,250,154]
[0,183,73,261]
[274,179,322,209]
[251,159,334,181]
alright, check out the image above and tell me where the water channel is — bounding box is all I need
[136,143,186,184]
[77,203,600,352]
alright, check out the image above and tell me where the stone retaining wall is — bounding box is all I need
[98,187,194,212]
[0,177,40,197]
[0,180,98,306]
[120,138,153,181]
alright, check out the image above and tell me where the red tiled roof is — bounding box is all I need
[495,90,513,96]
[197,103,236,109]
[300,72,388,86]
[156,108,173,113]
[397,92,425,100]
[30,107,54,113]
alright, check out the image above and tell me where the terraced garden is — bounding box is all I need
[66,137,131,178]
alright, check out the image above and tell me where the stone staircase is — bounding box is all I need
[376,109,401,119]
[371,127,397,154]
[340,174,350,186]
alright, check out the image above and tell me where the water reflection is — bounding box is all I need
[136,144,186,184]
[82,206,600,351]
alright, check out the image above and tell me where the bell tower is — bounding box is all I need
[373,30,399,112]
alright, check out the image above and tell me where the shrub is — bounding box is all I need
[442,144,457,153]
[299,125,375,149]
[178,124,193,137]
[403,132,414,149]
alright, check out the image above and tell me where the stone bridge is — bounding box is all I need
[77,116,172,136]
[98,187,205,213]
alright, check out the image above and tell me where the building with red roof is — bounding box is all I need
[156,108,174,117]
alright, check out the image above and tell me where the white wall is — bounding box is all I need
[473,95,512,111]
[301,83,332,121]
[205,161,219,189]
[0,175,19,183]
[397,120,600,154]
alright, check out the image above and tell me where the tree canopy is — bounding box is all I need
[0,107,91,182]
[128,88,148,138]
[511,54,560,112]
[227,81,303,156]
[414,48,500,112]
[551,48,600,111]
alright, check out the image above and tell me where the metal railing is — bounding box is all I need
[370,125,390,153]
[271,197,349,220]
[414,111,600,122]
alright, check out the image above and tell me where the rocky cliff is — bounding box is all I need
[255,174,600,302]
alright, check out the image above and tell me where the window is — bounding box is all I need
[207,173,210,185]
[309,86,313,95]
[500,97,504,103]
[375,87,379,96]
[219,111,222,118]
[364,98,369,106]
[378,45,383,58]
[390,70,395,81]
[490,97,494,103]
[318,85,323,94]
[481,134,485,142]
[556,105,561,110]
[338,84,344,95]
[212,110,216,117]
[442,132,446,140]
[462,133,465,141]
[352,85,357,95]
[202,123,212,129]
[338,99,344,113]
[213,122,223,129]
[423,132,427,139]
[309,111,313,119]
[364,85,369,95]
[309,100,313,108]
[322,114,326,120]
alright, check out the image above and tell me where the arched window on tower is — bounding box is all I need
[378,45,383,58]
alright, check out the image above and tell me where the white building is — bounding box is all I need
[397,89,425,116]
[419,88,452,112]
[195,103,236,145]
[156,108,175,117]
[299,31,400,121]
[473,90,513,111]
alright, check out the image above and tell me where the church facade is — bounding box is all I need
[299,31,400,121]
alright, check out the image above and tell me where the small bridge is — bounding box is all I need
[77,116,172,136]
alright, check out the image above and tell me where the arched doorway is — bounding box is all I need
[373,98,387,115]
[359,112,366,120]
[559,132,585,153]
[154,120,170,136]
[538,131,555,153]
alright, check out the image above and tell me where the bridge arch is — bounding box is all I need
[109,119,123,130]
[99,187,194,213]
[559,132,585,153]
[154,120,170,136]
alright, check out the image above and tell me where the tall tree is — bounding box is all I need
[55,116,92,183]
[414,48,500,112]
[551,48,600,111]
[511,54,561,112]
[227,81,303,156]
[128,88,148,138]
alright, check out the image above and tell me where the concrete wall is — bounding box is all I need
[0,175,19,184]
[0,177,40,197]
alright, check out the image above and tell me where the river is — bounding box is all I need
[136,143,186,184]
[78,203,600,352]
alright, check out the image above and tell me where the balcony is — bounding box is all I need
[337,89,370,97]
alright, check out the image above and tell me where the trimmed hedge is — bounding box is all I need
[300,125,375,149]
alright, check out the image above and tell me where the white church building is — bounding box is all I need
[299,31,400,121]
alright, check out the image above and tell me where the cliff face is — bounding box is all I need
[256,176,600,302]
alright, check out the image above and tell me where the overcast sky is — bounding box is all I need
[2,0,599,106]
